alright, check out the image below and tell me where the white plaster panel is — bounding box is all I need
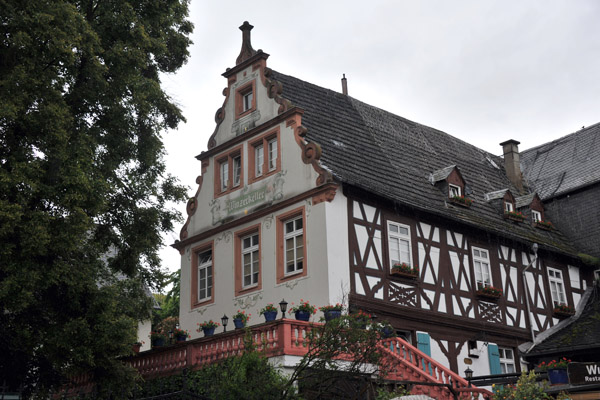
[356,224,369,263]
[536,314,547,332]
[508,266,518,302]
[429,336,450,370]
[363,203,377,223]
[438,292,447,313]
[431,227,439,243]
[420,222,431,240]
[355,272,365,295]
[454,232,463,249]
[500,245,509,261]
[373,228,382,269]
[505,307,516,327]
[568,265,580,289]
[511,248,517,263]
[422,290,435,310]
[460,297,473,318]
[367,276,379,292]
[521,251,529,265]
[353,201,363,220]
[573,292,581,307]
[449,251,460,290]
[446,230,453,246]
[452,297,461,316]
[428,246,440,284]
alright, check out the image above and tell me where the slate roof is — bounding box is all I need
[430,165,457,184]
[515,193,536,209]
[524,286,600,357]
[520,123,600,200]
[271,70,579,256]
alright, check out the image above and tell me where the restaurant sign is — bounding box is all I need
[568,362,600,385]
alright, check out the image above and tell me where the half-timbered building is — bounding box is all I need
[172,21,596,385]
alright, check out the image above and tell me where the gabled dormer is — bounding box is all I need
[485,189,523,221]
[516,192,552,230]
[430,165,472,207]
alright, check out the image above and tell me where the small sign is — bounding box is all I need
[568,362,600,385]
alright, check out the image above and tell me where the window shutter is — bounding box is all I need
[417,332,433,374]
[417,332,431,356]
[488,344,502,375]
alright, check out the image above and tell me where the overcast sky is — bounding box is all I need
[158,1,600,273]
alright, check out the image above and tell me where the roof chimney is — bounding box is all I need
[236,21,257,65]
[500,139,523,192]
[341,74,348,95]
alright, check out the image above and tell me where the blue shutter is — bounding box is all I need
[488,344,502,375]
[417,332,433,374]
[417,332,431,356]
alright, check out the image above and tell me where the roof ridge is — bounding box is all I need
[521,121,600,155]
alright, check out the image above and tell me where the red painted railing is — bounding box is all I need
[62,319,492,399]
[379,337,493,399]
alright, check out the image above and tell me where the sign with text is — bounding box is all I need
[568,362,600,385]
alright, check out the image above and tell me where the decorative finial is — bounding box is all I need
[236,21,257,65]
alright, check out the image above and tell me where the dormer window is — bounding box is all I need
[504,201,514,213]
[449,184,461,198]
[532,210,542,222]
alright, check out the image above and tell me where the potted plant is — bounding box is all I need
[173,328,189,342]
[391,262,419,279]
[319,303,344,322]
[197,320,220,337]
[288,299,317,321]
[132,341,144,353]
[259,303,278,322]
[232,310,250,329]
[553,304,575,319]
[535,219,553,231]
[538,357,571,385]
[351,310,372,329]
[476,284,503,300]
[450,195,473,207]
[378,322,395,338]
[150,331,167,348]
[504,210,525,222]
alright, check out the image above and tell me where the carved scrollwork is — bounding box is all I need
[234,293,263,309]
[264,214,274,229]
[215,231,233,245]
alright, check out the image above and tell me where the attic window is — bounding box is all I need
[532,210,542,222]
[504,201,514,213]
[449,184,461,198]
[235,81,256,119]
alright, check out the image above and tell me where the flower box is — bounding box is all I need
[450,195,472,208]
[535,220,553,231]
[391,263,419,279]
[475,285,502,300]
[553,305,575,319]
[504,211,525,222]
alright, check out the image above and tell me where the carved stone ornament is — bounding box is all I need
[234,293,263,309]
[236,21,257,65]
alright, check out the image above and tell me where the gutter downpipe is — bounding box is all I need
[523,243,538,346]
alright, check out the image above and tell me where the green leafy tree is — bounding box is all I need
[491,370,551,400]
[0,0,192,396]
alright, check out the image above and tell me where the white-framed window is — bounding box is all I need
[268,138,278,171]
[498,347,516,373]
[472,247,492,289]
[504,201,514,212]
[532,210,542,222]
[284,216,304,275]
[388,221,412,268]
[449,184,461,198]
[547,267,566,306]
[220,161,229,192]
[232,155,241,187]
[242,233,259,288]
[255,144,264,177]
[243,91,253,112]
[197,249,212,302]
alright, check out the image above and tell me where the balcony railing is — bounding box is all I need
[62,318,492,399]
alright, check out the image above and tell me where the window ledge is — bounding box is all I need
[390,270,419,281]
[475,291,502,301]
